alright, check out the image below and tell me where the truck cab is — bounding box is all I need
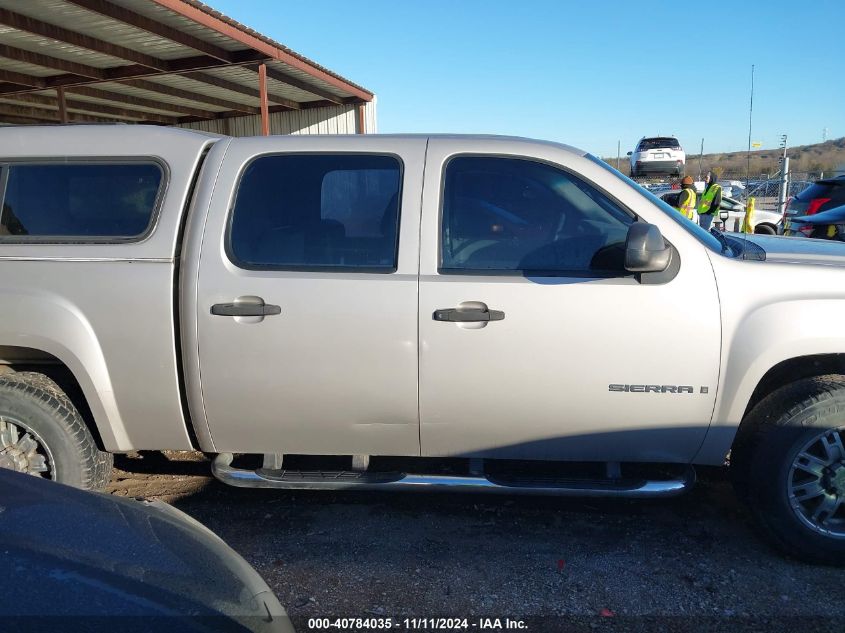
[2,126,845,565]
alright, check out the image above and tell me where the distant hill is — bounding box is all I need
[604,137,845,178]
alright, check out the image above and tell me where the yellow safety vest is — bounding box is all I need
[697,183,722,216]
[675,188,697,220]
[741,197,755,234]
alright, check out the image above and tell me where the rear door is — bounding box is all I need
[193,136,426,455]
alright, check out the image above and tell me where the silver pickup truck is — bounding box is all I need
[2,125,845,564]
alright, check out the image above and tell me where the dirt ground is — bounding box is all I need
[108,452,845,632]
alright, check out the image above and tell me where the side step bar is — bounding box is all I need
[212,453,695,498]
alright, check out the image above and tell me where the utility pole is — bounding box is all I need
[616,140,620,170]
[698,138,704,180]
[777,134,789,217]
[746,64,754,193]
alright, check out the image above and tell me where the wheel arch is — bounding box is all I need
[695,352,845,464]
[0,338,127,453]
[742,354,845,419]
[0,346,111,452]
[753,222,778,235]
[693,294,845,466]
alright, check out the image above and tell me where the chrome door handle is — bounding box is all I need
[433,308,505,322]
[211,303,281,317]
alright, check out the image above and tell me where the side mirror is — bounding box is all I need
[626,151,632,156]
[624,222,672,273]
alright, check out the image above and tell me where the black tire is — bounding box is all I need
[0,372,112,490]
[731,375,845,565]
[754,223,777,235]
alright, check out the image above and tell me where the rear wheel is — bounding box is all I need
[754,223,777,235]
[732,375,845,565]
[0,372,112,490]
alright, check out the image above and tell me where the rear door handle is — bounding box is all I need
[211,303,281,317]
[433,307,505,322]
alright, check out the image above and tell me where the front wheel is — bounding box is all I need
[754,223,777,235]
[0,372,112,490]
[732,375,845,565]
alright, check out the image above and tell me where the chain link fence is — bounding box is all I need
[624,168,826,213]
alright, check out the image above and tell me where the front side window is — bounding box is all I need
[229,154,402,271]
[441,156,634,275]
[0,162,163,240]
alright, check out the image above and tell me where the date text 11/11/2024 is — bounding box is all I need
[306,618,528,630]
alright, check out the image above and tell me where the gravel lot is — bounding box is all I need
[109,452,845,632]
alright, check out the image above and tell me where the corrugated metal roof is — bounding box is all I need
[151,0,372,93]
[0,0,372,126]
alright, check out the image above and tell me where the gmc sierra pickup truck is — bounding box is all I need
[2,125,845,564]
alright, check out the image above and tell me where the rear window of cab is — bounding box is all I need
[0,161,165,242]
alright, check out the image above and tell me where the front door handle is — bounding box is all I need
[211,302,281,317]
[433,307,505,322]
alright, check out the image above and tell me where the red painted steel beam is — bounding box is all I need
[258,63,269,136]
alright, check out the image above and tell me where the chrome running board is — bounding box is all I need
[212,453,695,498]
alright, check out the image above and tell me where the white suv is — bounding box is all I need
[628,136,686,177]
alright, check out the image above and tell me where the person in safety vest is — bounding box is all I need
[674,176,697,221]
[697,171,722,230]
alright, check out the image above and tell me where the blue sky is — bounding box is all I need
[211,0,843,157]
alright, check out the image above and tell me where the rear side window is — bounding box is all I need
[0,162,164,241]
[228,154,402,271]
[441,156,634,275]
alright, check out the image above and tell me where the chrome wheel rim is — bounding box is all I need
[0,416,52,478]
[788,427,845,538]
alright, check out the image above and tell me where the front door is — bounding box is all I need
[418,139,721,463]
[194,137,426,456]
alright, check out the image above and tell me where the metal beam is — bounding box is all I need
[356,103,366,135]
[0,69,45,88]
[56,86,68,123]
[0,43,105,79]
[258,63,269,136]
[0,114,55,125]
[147,0,374,102]
[0,103,116,123]
[67,85,219,119]
[0,67,259,116]
[0,54,266,97]
[0,7,168,70]
[182,71,299,110]
[260,66,342,104]
[119,78,259,114]
[0,92,178,123]
[64,0,234,62]
[176,100,351,124]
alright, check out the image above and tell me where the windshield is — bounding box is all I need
[587,155,732,256]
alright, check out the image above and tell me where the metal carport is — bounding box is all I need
[0,0,375,135]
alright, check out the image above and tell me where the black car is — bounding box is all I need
[0,468,292,633]
[783,175,845,237]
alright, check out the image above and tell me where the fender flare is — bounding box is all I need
[0,290,127,451]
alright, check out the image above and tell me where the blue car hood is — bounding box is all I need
[0,469,288,631]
